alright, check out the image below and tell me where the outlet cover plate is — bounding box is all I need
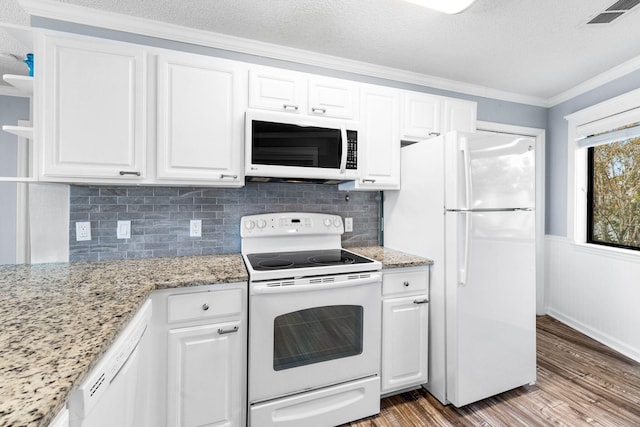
[345,217,353,232]
[190,219,202,237]
[76,221,91,241]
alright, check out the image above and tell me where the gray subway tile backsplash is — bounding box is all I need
[69,182,381,262]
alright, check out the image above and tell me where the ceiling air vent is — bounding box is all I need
[588,0,640,24]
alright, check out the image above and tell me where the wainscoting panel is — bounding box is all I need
[545,235,640,363]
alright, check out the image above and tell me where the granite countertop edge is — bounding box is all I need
[0,247,431,427]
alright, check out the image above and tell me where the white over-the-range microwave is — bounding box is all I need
[244,110,360,183]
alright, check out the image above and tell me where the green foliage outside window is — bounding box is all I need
[588,136,640,250]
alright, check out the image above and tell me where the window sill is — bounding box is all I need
[571,241,640,263]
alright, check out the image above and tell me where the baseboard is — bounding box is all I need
[546,309,640,364]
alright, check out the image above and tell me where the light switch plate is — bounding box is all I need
[76,221,91,241]
[117,220,131,239]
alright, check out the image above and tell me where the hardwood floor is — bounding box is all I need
[344,316,640,427]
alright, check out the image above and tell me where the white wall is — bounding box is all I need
[545,236,640,362]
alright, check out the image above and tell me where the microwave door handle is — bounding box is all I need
[339,124,348,174]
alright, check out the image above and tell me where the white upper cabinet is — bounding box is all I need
[39,34,147,181]
[307,77,357,119]
[340,84,400,191]
[249,67,357,119]
[156,52,246,186]
[249,67,305,113]
[401,92,441,141]
[400,92,477,142]
[443,97,477,133]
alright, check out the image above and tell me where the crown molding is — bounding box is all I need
[548,54,640,107]
[18,0,550,107]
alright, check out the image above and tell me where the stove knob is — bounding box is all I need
[333,217,342,228]
[257,219,267,229]
[244,220,255,230]
[323,217,332,227]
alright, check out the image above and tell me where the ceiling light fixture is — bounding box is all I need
[404,0,477,14]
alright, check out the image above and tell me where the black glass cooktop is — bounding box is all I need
[246,249,374,271]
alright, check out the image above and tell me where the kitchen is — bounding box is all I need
[1,0,640,426]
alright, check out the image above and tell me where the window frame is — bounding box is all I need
[586,143,640,251]
[565,87,640,257]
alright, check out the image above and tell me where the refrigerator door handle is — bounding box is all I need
[461,138,472,210]
[459,212,471,286]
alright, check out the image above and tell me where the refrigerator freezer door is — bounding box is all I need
[445,131,535,210]
[445,209,536,407]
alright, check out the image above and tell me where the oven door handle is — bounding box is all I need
[252,276,380,294]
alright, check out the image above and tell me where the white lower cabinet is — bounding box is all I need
[151,283,246,427]
[381,267,430,395]
[167,321,242,427]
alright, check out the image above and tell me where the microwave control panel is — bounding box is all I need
[346,131,358,170]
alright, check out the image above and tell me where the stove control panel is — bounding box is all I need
[241,212,343,237]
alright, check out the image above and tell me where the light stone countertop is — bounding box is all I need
[0,247,430,427]
[349,246,433,268]
[0,254,247,427]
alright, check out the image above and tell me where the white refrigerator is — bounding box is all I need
[384,130,536,407]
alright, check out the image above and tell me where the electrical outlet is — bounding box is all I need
[117,220,131,239]
[345,217,353,232]
[76,221,91,241]
[190,219,202,237]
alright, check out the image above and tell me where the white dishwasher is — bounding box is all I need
[68,299,152,427]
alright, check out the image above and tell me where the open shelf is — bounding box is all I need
[3,74,33,94]
[2,125,33,139]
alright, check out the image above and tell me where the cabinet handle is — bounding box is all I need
[311,107,326,114]
[220,174,238,179]
[403,281,410,287]
[202,303,210,311]
[428,132,440,137]
[218,325,239,335]
[282,104,299,111]
[362,179,376,184]
[413,298,428,305]
[119,171,141,176]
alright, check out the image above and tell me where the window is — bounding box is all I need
[587,135,640,250]
[565,88,640,252]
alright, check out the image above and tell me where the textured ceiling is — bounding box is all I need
[2,0,640,102]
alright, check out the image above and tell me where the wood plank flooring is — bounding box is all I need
[343,316,640,427]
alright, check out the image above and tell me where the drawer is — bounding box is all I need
[382,269,428,296]
[168,288,242,323]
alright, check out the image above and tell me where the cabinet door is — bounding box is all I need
[401,92,441,141]
[343,85,399,190]
[308,77,357,119]
[443,98,477,133]
[157,53,245,186]
[381,295,429,393]
[167,321,242,427]
[249,68,305,113]
[40,35,146,180]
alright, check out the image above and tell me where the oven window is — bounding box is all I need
[273,305,363,371]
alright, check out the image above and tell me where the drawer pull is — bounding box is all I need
[362,179,376,184]
[283,104,299,111]
[202,303,210,311]
[311,107,326,114]
[428,132,440,137]
[413,298,428,305]
[220,174,238,179]
[218,325,239,335]
[119,171,141,176]
[403,281,410,287]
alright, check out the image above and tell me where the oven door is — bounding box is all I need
[248,273,381,403]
